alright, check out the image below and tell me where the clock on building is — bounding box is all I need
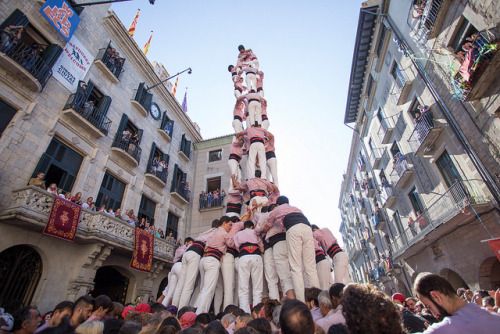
[150,102,161,120]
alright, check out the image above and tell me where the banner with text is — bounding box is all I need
[40,0,80,41]
[52,35,94,92]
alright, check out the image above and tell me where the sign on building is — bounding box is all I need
[40,0,80,41]
[51,36,94,92]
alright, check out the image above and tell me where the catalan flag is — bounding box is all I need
[128,9,140,37]
[181,89,188,112]
[172,77,179,97]
[143,31,153,55]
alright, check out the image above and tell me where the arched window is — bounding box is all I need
[0,245,43,309]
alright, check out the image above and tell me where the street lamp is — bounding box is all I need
[146,67,192,91]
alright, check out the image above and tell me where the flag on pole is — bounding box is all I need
[172,77,179,97]
[143,31,153,55]
[487,238,500,262]
[181,89,188,112]
[128,9,140,37]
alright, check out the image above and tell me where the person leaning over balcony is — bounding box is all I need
[0,25,23,53]
[75,81,88,108]
[29,172,46,189]
[413,272,500,333]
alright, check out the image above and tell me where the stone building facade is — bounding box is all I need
[0,1,202,312]
[339,0,500,297]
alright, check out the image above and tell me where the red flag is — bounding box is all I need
[128,9,140,37]
[172,77,179,97]
[488,238,500,262]
[143,31,153,55]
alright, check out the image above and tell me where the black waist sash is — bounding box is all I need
[234,115,242,121]
[248,98,260,103]
[239,242,261,256]
[203,247,222,261]
[187,241,206,257]
[250,137,264,145]
[263,238,271,251]
[327,243,343,258]
[315,249,326,263]
[266,151,276,160]
[283,212,310,231]
[226,202,242,213]
[229,153,242,162]
[250,189,266,198]
[227,247,239,258]
[269,232,286,248]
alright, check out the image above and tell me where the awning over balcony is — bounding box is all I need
[344,5,379,124]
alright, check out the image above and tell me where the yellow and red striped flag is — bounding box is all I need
[128,9,140,37]
[143,31,153,55]
[172,77,179,96]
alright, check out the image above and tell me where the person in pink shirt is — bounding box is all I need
[196,216,233,314]
[313,235,333,290]
[233,96,247,133]
[264,196,320,303]
[312,224,350,284]
[161,237,194,306]
[226,189,243,218]
[236,126,273,179]
[228,65,238,83]
[256,71,264,98]
[172,221,220,308]
[233,220,264,313]
[241,90,263,128]
[264,136,278,187]
[228,137,244,191]
[261,98,269,130]
[237,45,259,70]
[234,74,246,99]
[232,170,278,213]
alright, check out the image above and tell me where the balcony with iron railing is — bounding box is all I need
[391,179,493,258]
[111,136,142,167]
[369,148,383,170]
[170,181,190,204]
[377,115,397,145]
[362,177,376,198]
[0,186,175,261]
[408,110,443,156]
[0,39,54,91]
[94,43,125,83]
[392,64,413,105]
[379,182,397,209]
[371,209,387,231]
[199,195,224,211]
[452,30,500,102]
[158,117,174,142]
[144,159,168,188]
[407,0,446,41]
[131,83,152,117]
[358,154,367,172]
[389,156,414,189]
[62,94,112,137]
[348,238,362,261]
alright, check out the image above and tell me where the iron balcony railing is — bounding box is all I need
[63,94,112,135]
[96,43,125,80]
[0,39,53,88]
[408,111,435,152]
[377,114,397,144]
[389,157,410,185]
[391,179,490,257]
[199,194,224,210]
[392,64,409,90]
[145,158,168,183]
[369,147,382,166]
[171,182,190,202]
[111,136,141,163]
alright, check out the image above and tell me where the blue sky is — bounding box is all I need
[111,0,363,237]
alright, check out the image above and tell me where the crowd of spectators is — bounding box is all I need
[2,272,499,334]
[199,190,226,209]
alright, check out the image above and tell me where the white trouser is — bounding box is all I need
[332,251,351,284]
[272,240,294,293]
[247,101,262,127]
[248,142,266,179]
[250,196,269,213]
[228,159,241,191]
[246,73,257,91]
[232,119,243,133]
[264,247,280,301]
[258,89,264,98]
[226,212,240,218]
[233,256,240,306]
[249,59,259,70]
[286,224,320,302]
[238,254,264,313]
[196,256,221,314]
[261,119,269,129]
[266,157,278,188]
[190,274,201,307]
[213,271,224,313]
[234,89,242,99]
[162,262,182,305]
[173,251,201,308]
[316,258,331,291]
[221,252,236,309]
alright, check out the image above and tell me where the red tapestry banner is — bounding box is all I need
[43,196,81,241]
[488,238,500,262]
[130,227,154,272]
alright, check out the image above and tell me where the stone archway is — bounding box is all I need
[0,245,43,312]
[157,276,168,299]
[91,266,130,304]
[440,268,469,290]
[479,257,500,290]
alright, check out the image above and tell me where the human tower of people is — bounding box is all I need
[160,45,350,315]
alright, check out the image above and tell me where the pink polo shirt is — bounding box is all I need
[206,227,231,254]
[240,66,257,75]
[173,245,187,262]
[230,140,244,157]
[197,227,217,243]
[313,228,338,251]
[226,221,244,249]
[239,177,274,194]
[265,137,275,153]
[257,72,264,89]
[233,228,263,249]
[245,92,261,102]
[227,189,243,204]
[253,212,269,236]
[266,204,303,229]
[240,127,268,142]
[233,101,246,118]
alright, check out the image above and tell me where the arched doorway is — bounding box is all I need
[91,266,129,304]
[157,276,168,299]
[479,257,500,290]
[0,245,43,312]
[440,268,469,290]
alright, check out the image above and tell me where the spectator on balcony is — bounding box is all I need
[64,192,72,200]
[0,25,23,54]
[82,197,93,210]
[418,105,434,127]
[82,100,94,119]
[151,157,159,174]
[138,218,146,230]
[121,129,131,146]
[98,205,106,213]
[115,208,123,220]
[166,232,175,244]
[113,51,124,76]
[71,192,83,205]
[129,133,140,154]
[56,189,64,197]
[213,190,219,206]
[411,0,426,20]
[20,42,41,72]
[107,208,115,217]
[206,191,212,208]
[220,189,226,203]
[75,81,88,108]
[158,160,167,180]
[29,172,46,189]
[105,47,116,73]
[47,183,57,195]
